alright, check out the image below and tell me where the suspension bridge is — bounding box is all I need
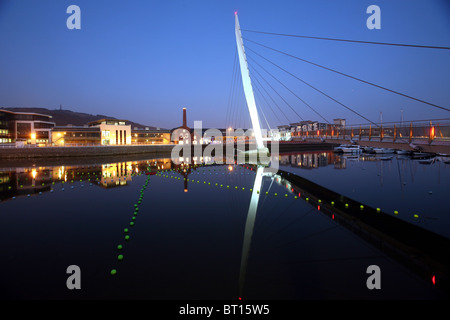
[228,13,450,155]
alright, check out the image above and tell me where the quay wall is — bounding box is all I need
[0,142,336,160]
[0,145,175,160]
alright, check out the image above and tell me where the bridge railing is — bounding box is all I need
[301,118,450,144]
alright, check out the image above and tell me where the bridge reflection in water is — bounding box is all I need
[236,155,450,298]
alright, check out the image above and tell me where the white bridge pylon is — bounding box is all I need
[235,12,267,151]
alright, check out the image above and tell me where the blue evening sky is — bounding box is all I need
[0,0,449,129]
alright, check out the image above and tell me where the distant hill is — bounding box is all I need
[1,107,160,129]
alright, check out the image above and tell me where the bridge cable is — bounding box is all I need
[246,47,379,126]
[241,29,450,50]
[248,54,330,124]
[226,48,238,128]
[231,58,243,129]
[244,38,450,113]
[250,68,296,124]
[248,62,305,122]
[255,94,272,131]
[252,77,285,126]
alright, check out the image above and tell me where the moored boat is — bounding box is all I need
[411,152,435,159]
[396,150,411,155]
[341,145,362,153]
[373,148,395,154]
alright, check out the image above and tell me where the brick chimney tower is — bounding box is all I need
[183,107,187,128]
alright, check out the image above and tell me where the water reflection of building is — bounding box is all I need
[0,167,53,201]
[279,152,346,169]
[100,163,132,188]
[0,158,178,200]
[51,165,102,183]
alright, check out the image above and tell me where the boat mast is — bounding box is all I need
[235,12,264,150]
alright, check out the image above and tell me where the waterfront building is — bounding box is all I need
[0,109,55,145]
[131,128,171,145]
[88,119,131,145]
[276,125,292,140]
[290,121,329,137]
[171,107,191,145]
[52,126,101,146]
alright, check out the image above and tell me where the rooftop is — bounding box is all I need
[88,119,129,126]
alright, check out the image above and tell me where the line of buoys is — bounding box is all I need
[110,171,151,276]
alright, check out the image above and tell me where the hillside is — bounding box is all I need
[2,107,159,129]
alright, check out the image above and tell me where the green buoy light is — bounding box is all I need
[117,245,123,250]
[414,214,419,218]
[360,205,364,210]
[394,210,399,215]
[118,255,124,261]
[331,201,335,206]
[124,228,128,233]
[110,269,117,275]
[345,203,349,208]
[130,222,134,226]
[377,208,381,213]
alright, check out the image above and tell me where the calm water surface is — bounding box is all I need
[0,151,449,300]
